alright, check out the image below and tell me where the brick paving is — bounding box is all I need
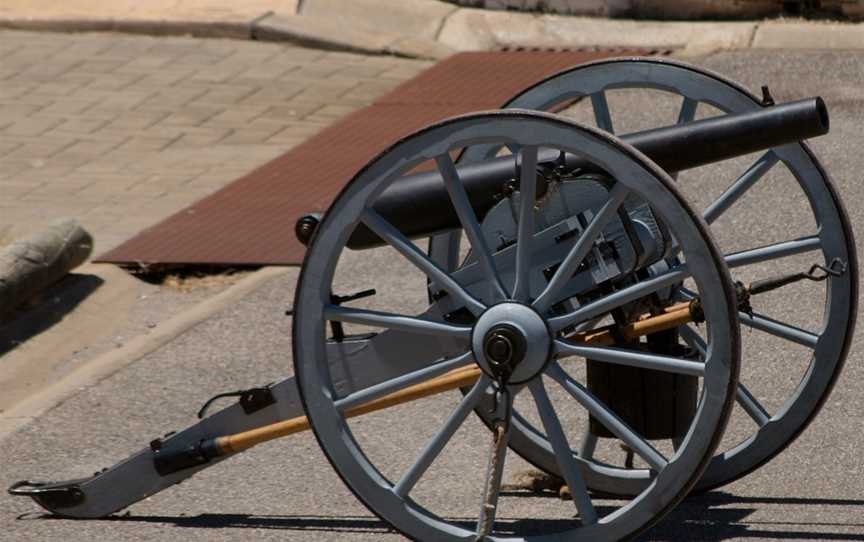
[0,30,432,254]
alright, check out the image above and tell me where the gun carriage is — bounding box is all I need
[10,58,857,541]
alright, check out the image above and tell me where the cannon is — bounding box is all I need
[9,58,856,541]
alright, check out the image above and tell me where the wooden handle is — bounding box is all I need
[218,365,481,454]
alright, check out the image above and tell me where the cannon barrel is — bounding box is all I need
[323,97,828,249]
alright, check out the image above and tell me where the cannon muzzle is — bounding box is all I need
[313,97,828,249]
[624,96,827,172]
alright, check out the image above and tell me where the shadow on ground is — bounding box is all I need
[17,492,864,540]
[0,273,103,356]
[650,493,864,540]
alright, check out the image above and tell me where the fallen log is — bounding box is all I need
[0,219,93,320]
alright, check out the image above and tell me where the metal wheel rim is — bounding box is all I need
[450,57,857,494]
[294,110,740,540]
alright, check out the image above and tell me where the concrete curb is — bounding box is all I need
[2,1,862,60]
[0,266,290,442]
[436,8,758,56]
[753,20,864,49]
[252,13,456,59]
[0,12,456,59]
[0,17,253,39]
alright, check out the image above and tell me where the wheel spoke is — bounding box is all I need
[528,379,598,525]
[725,235,822,269]
[437,154,508,301]
[512,145,538,302]
[671,97,698,181]
[677,97,699,125]
[325,305,472,339]
[579,427,597,460]
[555,341,705,376]
[335,351,474,411]
[547,266,689,332]
[533,183,630,313]
[679,325,707,359]
[703,151,779,225]
[675,287,697,302]
[362,209,485,316]
[393,374,491,497]
[590,91,614,133]
[736,382,771,427]
[548,362,669,471]
[739,311,819,348]
[572,315,606,334]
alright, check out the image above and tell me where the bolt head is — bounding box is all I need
[486,333,514,365]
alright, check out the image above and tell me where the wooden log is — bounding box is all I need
[0,219,93,319]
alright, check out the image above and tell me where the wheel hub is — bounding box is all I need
[483,324,527,379]
[472,303,551,384]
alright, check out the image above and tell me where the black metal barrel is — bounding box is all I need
[624,96,828,172]
[313,97,827,249]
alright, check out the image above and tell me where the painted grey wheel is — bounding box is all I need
[450,57,857,494]
[294,110,740,540]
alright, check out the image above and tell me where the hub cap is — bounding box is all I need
[472,303,551,384]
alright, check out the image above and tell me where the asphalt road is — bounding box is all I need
[2,49,864,541]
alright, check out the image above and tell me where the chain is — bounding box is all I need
[476,382,511,540]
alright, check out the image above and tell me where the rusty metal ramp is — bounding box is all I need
[97,50,652,267]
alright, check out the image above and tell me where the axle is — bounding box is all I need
[317,97,826,249]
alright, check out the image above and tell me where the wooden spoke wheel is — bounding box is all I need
[293,110,740,540]
[440,57,856,495]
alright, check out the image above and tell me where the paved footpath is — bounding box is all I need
[0,29,429,432]
[0,30,431,254]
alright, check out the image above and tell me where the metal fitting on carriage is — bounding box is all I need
[151,437,223,476]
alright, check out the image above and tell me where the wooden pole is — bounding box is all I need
[217,365,480,454]
[214,303,694,455]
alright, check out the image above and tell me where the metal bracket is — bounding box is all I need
[197,386,276,419]
[8,479,87,511]
[150,438,221,477]
[761,85,776,106]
